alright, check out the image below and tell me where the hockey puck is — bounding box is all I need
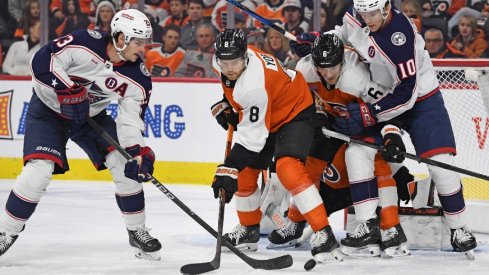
[304,259,316,271]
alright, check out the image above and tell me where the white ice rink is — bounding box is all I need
[0,179,488,275]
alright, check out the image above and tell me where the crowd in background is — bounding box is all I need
[1,0,489,77]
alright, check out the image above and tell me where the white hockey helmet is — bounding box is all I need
[354,0,390,14]
[111,9,153,57]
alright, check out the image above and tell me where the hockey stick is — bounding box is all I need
[322,128,489,181]
[86,117,293,270]
[180,126,233,274]
[180,189,226,274]
[224,0,297,41]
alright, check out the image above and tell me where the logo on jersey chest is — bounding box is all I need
[321,164,340,183]
[140,63,150,76]
[368,46,375,58]
[391,32,406,46]
[87,29,102,39]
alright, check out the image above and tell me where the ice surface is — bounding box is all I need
[0,180,487,275]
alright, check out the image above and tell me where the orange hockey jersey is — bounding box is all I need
[253,2,286,29]
[145,46,186,77]
[212,47,313,153]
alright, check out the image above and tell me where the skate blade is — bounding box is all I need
[266,239,298,249]
[314,249,343,263]
[222,242,258,252]
[383,243,411,258]
[341,244,381,258]
[133,247,161,261]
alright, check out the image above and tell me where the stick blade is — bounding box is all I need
[251,254,293,270]
[180,261,218,275]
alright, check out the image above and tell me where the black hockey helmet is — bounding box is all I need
[215,28,247,60]
[311,33,344,68]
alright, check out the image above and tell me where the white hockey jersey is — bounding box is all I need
[30,29,152,148]
[331,5,439,121]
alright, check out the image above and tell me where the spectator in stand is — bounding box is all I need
[2,20,40,75]
[234,12,247,32]
[447,1,486,38]
[50,0,91,39]
[203,0,218,21]
[419,0,466,38]
[50,0,97,20]
[13,0,39,40]
[180,0,211,50]
[145,24,186,77]
[161,0,189,28]
[280,0,307,36]
[8,0,28,24]
[308,2,328,32]
[212,0,256,31]
[146,0,171,23]
[254,0,286,30]
[263,28,296,69]
[450,15,488,58]
[246,28,265,50]
[87,0,116,32]
[174,23,216,77]
[425,28,464,58]
[143,4,165,44]
[324,0,352,31]
[401,0,423,33]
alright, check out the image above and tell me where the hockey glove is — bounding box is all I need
[289,31,320,58]
[124,145,156,183]
[381,125,406,163]
[212,164,238,203]
[333,103,377,135]
[54,84,90,124]
[211,100,239,131]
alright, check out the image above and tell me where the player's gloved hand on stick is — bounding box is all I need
[333,102,377,135]
[211,99,238,131]
[289,31,320,58]
[212,164,238,203]
[381,125,406,163]
[54,84,90,124]
[124,145,156,183]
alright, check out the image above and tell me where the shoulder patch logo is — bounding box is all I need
[87,29,102,39]
[391,32,406,46]
[140,63,150,76]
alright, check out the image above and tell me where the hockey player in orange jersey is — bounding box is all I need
[210,28,342,262]
[288,33,410,258]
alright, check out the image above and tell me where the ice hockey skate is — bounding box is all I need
[267,220,307,249]
[341,218,381,257]
[0,231,19,257]
[407,177,435,209]
[222,224,260,252]
[451,227,477,260]
[127,226,162,260]
[309,225,342,263]
[380,224,410,258]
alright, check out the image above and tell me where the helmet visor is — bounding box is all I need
[358,10,383,22]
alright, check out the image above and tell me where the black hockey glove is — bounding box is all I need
[211,99,239,131]
[381,125,406,163]
[54,84,90,124]
[212,164,238,203]
[124,145,156,183]
[289,32,320,58]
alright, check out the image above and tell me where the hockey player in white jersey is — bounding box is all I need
[318,0,477,257]
[290,33,409,257]
[0,9,162,260]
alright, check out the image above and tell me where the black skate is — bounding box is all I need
[0,231,19,257]
[451,227,477,260]
[309,225,342,263]
[128,226,162,260]
[340,218,381,257]
[380,223,410,258]
[267,220,307,249]
[222,224,260,252]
